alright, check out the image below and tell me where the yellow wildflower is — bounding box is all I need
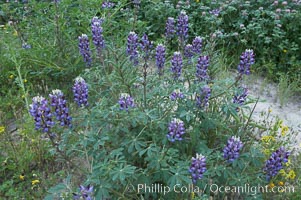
[283,49,287,53]
[286,170,296,180]
[0,126,5,134]
[261,135,275,143]
[24,79,27,83]
[191,192,195,199]
[279,169,286,176]
[22,95,25,99]
[9,75,14,79]
[278,181,284,186]
[285,159,291,167]
[268,182,275,189]
[263,149,270,155]
[196,0,200,2]
[19,174,25,181]
[31,179,40,185]
[268,108,272,113]
[281,125,289,136]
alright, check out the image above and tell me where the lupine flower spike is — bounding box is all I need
[237,49,255,75]
[184,44,193,62]
[140,33,152,60]
[170,89,184,101]
[102,1,115,8]
[73,184,94,200]
[126,32,139,66]
[177,11,189,45]
[192,36,202,55]
[223,136,243,162]
[171,52,183,79]
[72,77,89,107]
[91,17,105,55]
[165,17,176,39]
[119,93,135,111]
[133,0,141,8]
[196,85,211,108]
[29,96,55,133]
[167,118,185,142]
[78,34,92,66]
[263,146,290,181]
[209,9,221,16]
[49,89,72,127]
[196,55,210,81]
[189,153,206,183]
[155,44,166,75]
[233,87,248,111]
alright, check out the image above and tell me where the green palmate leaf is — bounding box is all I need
[46,183,67,195]
[110,164,136,183]
[146,143,159,157]
[167,163,191,187]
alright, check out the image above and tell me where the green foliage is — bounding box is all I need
[0,1,300,200]
[277,74,299,107]
[140,0,301,84]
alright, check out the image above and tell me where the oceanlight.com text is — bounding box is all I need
[136,183,295,196]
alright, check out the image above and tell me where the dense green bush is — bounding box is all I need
[141,0,301,84]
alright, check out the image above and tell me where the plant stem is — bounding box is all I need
[46,131,86,174]
[143,58,148,108]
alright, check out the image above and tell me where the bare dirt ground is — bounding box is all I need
[245,75,301,153]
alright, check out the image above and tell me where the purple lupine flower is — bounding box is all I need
[171,52,183,79]
[91,16,104,26]
[237,49,255,75]
[29,96,55,133]
[73,185,94,200]
[223,136,243,162]
[209,8,221,16]
[102,1,115,8]
[196,55,210,81]
[176,0,184,9]
[118,93,135,111]
[184,44,193,62]
[167,118,185,142]
[140,33,153,60]
[263,146,290,181]
[192,36,202,55]
[126,31,139,66]
[177,11,189,44]
[133,0,140,8]
[22,43,31,49]
[78,34,92,66]
[165,17,176,39]
[91,17,105,54]
[196,85,211,108]
[72,77,89,107]
[233,87,248,107]
[49,89,72,127]
[155,44,166,75]
[189,153,206,183]
[170,89,184,101]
